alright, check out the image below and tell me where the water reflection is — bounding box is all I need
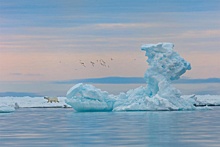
[0,108,220,146]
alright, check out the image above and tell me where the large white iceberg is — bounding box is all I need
[66,43,196,111]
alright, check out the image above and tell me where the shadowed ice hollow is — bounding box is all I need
[66,43,196,111]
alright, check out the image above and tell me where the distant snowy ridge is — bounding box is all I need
[0,92,42,97]
[53,77,220,85]
[66,43,198,111]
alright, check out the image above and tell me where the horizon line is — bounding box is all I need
[53,76,220,84]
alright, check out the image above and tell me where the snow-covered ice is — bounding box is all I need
[66,43,197,111]
[0,106,15,113]
[0,97,71,109]
[0,95,220,111]
[193,95,220,106]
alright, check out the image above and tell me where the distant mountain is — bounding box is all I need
[54,77,220,84]
[54,77,145,84]
[173,78,220,84]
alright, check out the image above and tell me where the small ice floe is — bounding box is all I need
[0,105,15,113]
[193,95,220,106]
[0,103,19,113]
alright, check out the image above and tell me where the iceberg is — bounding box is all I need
[66,83,115,112]
[66,43,196,111]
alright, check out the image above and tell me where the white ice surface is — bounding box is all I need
[0,106,15,113]
[0,95,219,111]
[194,95,220,106]
[0,97,71,108]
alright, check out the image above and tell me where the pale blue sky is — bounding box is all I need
[0,0,220,96]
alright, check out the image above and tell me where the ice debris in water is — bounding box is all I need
[0,106,15,113]
[66,43,196,111]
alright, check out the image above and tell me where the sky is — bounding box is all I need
[0,0,220,96]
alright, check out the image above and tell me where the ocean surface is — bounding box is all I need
[1,108,220,147]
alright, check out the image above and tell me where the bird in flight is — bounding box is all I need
[79,60,86,67]
[90,61,95,67]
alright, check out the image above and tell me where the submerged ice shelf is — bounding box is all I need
[66,43,197,111]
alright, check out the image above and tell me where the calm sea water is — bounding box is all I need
[1,108,220,147]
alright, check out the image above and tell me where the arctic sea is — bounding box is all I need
[1,108,220,147]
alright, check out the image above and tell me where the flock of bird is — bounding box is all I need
[58,57,137,71]
[79,58,114,68]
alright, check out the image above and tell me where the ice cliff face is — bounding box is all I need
[66,43,196,111]
[141,43,191,98]
[66,83,115,112]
